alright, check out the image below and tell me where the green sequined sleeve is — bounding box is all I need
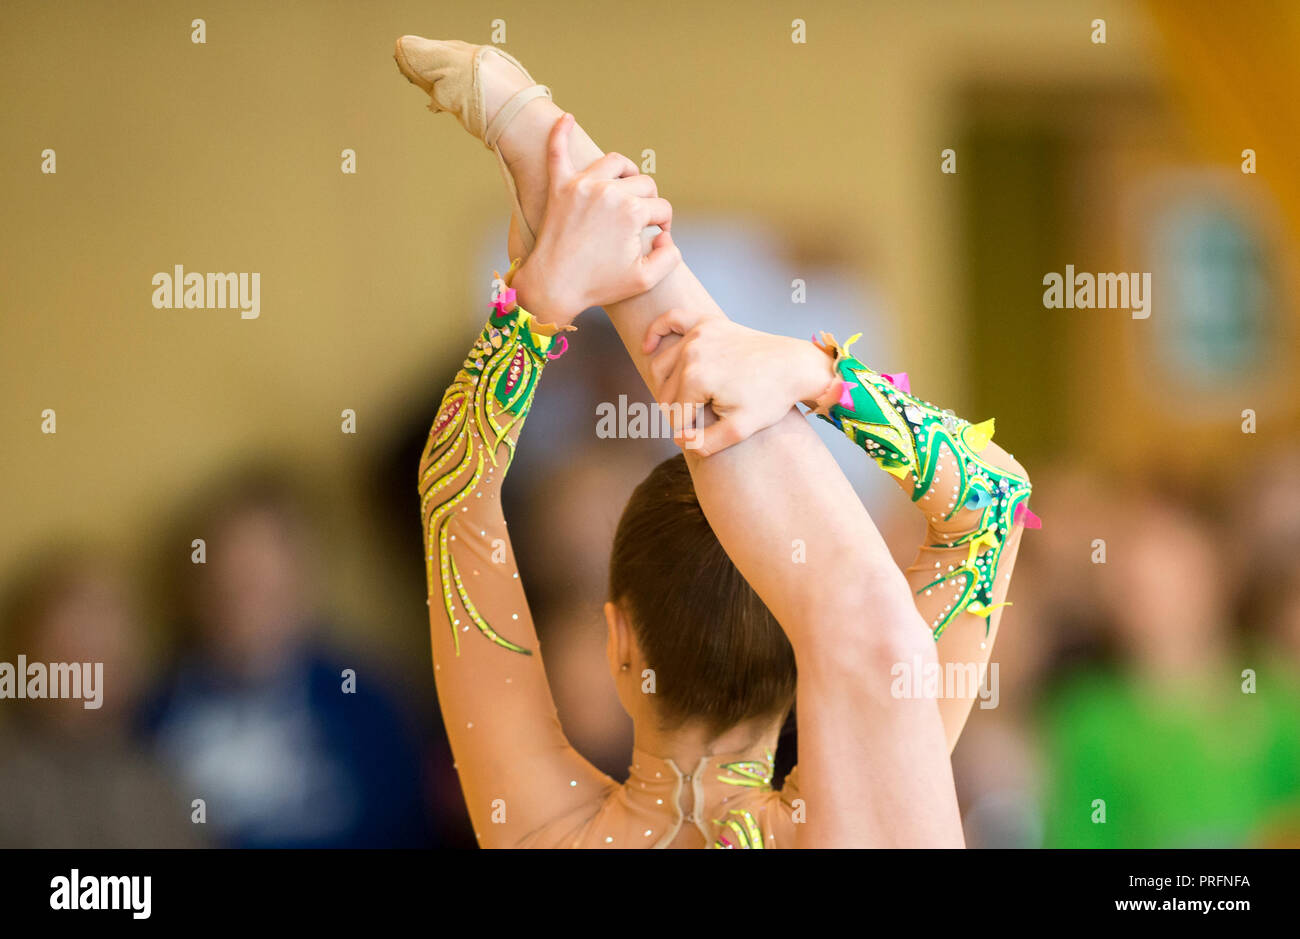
[810,333,1036,639]
[417,301,567,656]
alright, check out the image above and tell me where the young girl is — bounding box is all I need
[400,35,1036,848]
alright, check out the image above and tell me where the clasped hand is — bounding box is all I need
[643,312,837,457]
[513,113,838,460]
[511,114,680,324]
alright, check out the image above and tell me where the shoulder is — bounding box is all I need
[513,784,621,848]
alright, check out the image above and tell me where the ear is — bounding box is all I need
[603,600,632,675]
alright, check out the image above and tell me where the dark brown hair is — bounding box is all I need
[609,454,796,735]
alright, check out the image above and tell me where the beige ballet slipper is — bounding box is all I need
[395,35,552,253]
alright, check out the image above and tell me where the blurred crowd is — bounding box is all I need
[0,467,470,848]
[956,447,1300,847]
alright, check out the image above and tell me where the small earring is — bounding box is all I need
[620,663,630,672]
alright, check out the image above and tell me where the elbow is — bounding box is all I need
[988,443,1031,488]
[1010,456,1031,491]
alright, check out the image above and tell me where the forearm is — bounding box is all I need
[922,498,1025,747]
[418,289,607,844]
[418,287,566,655]
[805,336,1035,749]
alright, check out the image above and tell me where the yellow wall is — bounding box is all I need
[0,0,1208,640]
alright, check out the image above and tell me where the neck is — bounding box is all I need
[633,714,782,770]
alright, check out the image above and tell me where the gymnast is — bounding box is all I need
[399,35,1036,848]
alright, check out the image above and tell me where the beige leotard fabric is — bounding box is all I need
[516,749,803,849]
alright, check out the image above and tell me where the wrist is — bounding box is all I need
[788,335,837,405]
[512,255,580,327]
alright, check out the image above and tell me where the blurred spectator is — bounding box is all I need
[0,547,200,847]
[139,467,441,848]
[1239,543,1300,847]
[1039,491,1300,847]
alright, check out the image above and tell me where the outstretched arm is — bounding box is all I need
[419,125,677,848]
[419,293,611,847]
[805,335,1035,747]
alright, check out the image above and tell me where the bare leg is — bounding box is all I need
[496,102,723,361]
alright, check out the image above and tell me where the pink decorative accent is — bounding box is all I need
[1015,502,1042,529]
[492,287,517,315]
[881,371,911,394]
[837,380,858,409]
[546,334,569,360]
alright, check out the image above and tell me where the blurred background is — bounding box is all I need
[1,0,1298,848]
